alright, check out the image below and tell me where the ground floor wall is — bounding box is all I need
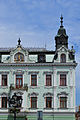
[0,112,75,120]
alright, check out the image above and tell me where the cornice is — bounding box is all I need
[0,62,77,67]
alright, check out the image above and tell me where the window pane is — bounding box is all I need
[2,75,7,86]
[16,74,23,88]
[46,97,52,108]
[31,75,37,86]
[60,97,67,108]
[60,74,66,86]
[2,97,7,108]
[61,54,66,63]
[46,75,52,86]
[31,97,37,108]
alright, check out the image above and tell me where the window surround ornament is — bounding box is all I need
[0,72,9,74]
[43,71,53,74]
[28,92,39,98]
[0,92,8,97]
[57,92,68,98]
[13,70,24,75]
[28,71,39,74]
[43,92,53,97]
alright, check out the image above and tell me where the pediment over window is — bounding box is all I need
[53,45,74,63]
[43,92,53,97]
[10,44,35,63]
[57,92,68,98]
[28,92,39,97]
[0,92,8,97]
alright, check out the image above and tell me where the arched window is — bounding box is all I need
[14,52,24,62]
[61,54,66,63]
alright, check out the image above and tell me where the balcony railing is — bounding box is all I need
[10,84,28,91]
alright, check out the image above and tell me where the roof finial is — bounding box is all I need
[60,14,63,28]
[18,38,21,45]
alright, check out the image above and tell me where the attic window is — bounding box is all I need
[14,52,24,62]
[61,54,66,63]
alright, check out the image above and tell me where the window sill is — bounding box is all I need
[44,86,53,89]
[44,108,53,110]
[0,108,8,110]
[1,86,8,89]
[58,108,68,110]
[59,86,68,89]
[30,86,39,89]
[29,108,38,110]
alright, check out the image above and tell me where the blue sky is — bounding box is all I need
[0,0,80,106]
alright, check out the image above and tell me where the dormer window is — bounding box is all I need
[61,54,66,63]
[14,52,24,62]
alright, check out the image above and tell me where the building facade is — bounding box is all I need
[0,16,77,120]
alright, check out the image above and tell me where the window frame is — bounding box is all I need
[46,74,52,86]
[31,74,37,86]
[16,74,23,88]
[60,54,66,63]
[1,97,7,108]
[60,97,67,109]
[31,97,37,109]
[1,74,8,86]
[60,74,67,86]
[46,97,52,109]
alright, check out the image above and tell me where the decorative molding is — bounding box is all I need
[28,92,39,97]
[0,72,9,74]
[57,92,68,97]
[0,92,8,97]
[43,71,53,74]
[0,62,77,67]
[13,70,24,74]
[43,92,53,97]
[28,71,39,74]
[57,71,68,74]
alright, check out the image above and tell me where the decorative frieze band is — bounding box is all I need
[28,71,39,74]
[43,71,53,74]
[0,71,9,74]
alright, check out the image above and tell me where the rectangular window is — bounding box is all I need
[60,97,67,108]
[46,74,52,86]
[31,97,37,108]
[2,97,7,108]
[31,74,37,86]
[60,74,66,86]
[16,74,23,88]
[2,75,7,86]
[46,97,52,108]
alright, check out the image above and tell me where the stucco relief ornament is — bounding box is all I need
[14,53,24,62]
